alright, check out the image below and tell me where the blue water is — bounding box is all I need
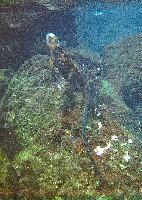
[74,1,142,53]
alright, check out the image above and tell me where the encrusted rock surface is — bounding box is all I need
[103,34,142,140]
[0,51,141,198]
[104,35,142,93]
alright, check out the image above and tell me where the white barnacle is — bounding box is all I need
[96,112,101,117]
[94,146,105,156]
[111,135,118,141]
[128,139,133,144]
[123,151,131,162]
[94,142,111,156]
[98,121,103,129]
[57,83,62,90]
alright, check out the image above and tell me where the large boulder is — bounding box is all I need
[104,34,142,94]
[0,54,64,146]
[0,50,141,198]
[103,34,142,140]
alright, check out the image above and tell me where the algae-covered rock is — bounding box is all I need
[0,48,141,198]
[1,54,66,147]
[13,144,93,198]
[104,34,142,94]
[103,34,142,140]
[0,68,14,100]
[11,110,142,199]
[100,79,130,112]
[0,148,9,188]
[0,69,7,100]
[0,49,100,153]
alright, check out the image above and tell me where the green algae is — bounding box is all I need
[0,51,141,199]
[0,148,10,188]
[100,79,129,112]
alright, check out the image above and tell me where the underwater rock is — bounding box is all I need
[0,2,77,69]
[0,48,101,150]
[12,143,103,199]
[0,69,10,100]
[0,1,77,34]
[104,34,142,94]
[0,3,46,34]
[0,50,141,198]
[0,148,9,185]
[121,76,142,111]
[103,34,142,141]
[89,109,142,198]
[0,54,64,147]
[0,3,48,69]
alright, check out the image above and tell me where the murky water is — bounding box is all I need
[75,1,142,53]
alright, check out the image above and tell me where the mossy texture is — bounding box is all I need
[0,149,9,187]
[0,51,141,199]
